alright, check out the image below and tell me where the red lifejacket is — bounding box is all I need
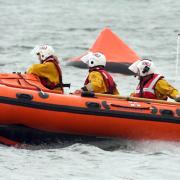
[84,66,116,94]
[134,74,163,99]
[40,56,63,92]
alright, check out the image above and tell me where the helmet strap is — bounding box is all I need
[89,65,105,71]
[142,66,150,74]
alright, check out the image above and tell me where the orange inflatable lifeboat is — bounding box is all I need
[67,28,140,75]
[0,73,180,146]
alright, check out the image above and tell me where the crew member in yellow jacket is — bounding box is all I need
[128,59,180,101]
[75,52,119,95]
[27,45,63,93]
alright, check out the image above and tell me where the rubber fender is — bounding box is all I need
[16,93,33,101]
[160,109,174,116]
[86,102,101,109]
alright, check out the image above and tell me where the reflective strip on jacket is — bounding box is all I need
[134,74,163,99]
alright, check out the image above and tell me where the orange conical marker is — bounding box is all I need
[67,28,140,74]
[90,28,139,63]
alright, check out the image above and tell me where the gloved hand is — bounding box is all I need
[130,92,136,97]
[175,94,180,102]
[73,89,82,94]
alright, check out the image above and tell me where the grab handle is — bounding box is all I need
[16,93,33,101]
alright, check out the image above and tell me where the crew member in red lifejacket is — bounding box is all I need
[75,52,119,95]
[128,59,180,101]
[27,45,63,93]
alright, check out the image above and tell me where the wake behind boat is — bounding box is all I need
[0,73,180,146]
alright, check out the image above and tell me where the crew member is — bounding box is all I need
[27,45,63,93]
[76,52,119,95]
[128,59,180,101]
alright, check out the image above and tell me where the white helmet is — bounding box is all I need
[81,52,106,68]
[128,59,155,77]
[31,45,55,61]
